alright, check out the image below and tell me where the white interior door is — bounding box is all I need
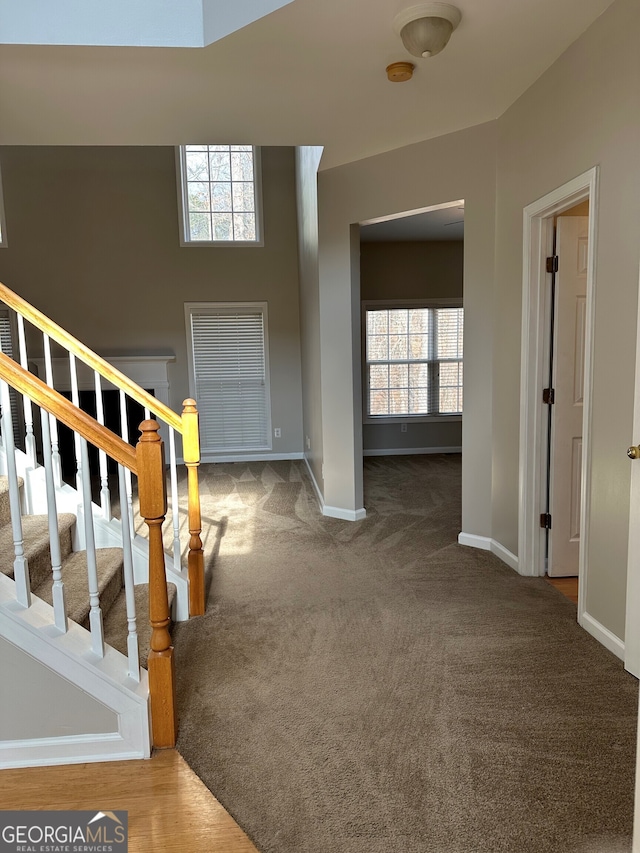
[548,215,589,577]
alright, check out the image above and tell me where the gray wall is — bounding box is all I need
[492,0,640,640]
[0,637,117,740]
[360,240,463,454]
[316,120,497,523]
[295,147,324,489]
[0,145,304,458]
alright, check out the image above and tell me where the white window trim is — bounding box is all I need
[176,146,264,247]
[362,298,463,425]
[185,301,272,454]
[0,161,7,248]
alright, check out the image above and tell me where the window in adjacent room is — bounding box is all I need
[177,145,262,245]
[185,303,271,454]
[364,302,463,419]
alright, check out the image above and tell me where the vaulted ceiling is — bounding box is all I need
[0,0,615,169]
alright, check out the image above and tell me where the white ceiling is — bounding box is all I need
[361,205,464,242]
[0,0,615,170]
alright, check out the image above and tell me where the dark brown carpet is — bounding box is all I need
[174,455,638,853]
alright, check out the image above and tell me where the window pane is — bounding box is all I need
[231,144,253,151]
[209,151,231,181]
[212,213,232,240]
[409,308,429,333]
[437,308,463,358]
[186,151,209,181]
[409,334,429,359]
[440,387,461,413]
[370,389,389,416]
[439,363,461,386]
[189,212,212,241]
[185,144,207,152]
[232,182,255,212]
[389,364,408,387]
[233,213,256,241]
[367,310,388,335]
[409,363,429,387]
[388,309,408,334]
[409,387,429,414]
[368,335,388,361]
[389,334,408,360]
[389,389,408,414]
[211,182,232,211]
[370,364,389,390]
[231,152,254,182]
[187,182,211,212]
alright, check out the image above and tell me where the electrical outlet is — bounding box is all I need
[274,427,281,438]
[400,423,408,433]
[306,436,311,449]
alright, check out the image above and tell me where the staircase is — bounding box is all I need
[0,281,204,768]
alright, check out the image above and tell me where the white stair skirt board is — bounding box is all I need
[303,457,367,522]
[0,575,150,768]
[580,611,625,662]
[363,447,462,457]
[197,452,305,464]
[458,532,519,572]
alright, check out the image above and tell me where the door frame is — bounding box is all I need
[624,266,640,678]
[518,168,598,629]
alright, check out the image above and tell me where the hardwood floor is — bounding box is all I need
[0,749,258,853]
[545,575,579,604]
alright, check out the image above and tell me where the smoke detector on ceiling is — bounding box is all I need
[393,3,462,59]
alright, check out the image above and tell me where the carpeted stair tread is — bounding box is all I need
[0,513,76,588]
[103,582,177,668]
[0,475,24,527]
[32,548,124,627]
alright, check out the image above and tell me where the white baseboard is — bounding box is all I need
[363,446,462,457]
[458,532,519,572]
[0,732,148,770]
[580,611,625,661]
[198,451,305,464]
[323,505,367,522]
[303,457,366,522]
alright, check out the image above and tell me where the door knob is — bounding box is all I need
[628,446,640,460]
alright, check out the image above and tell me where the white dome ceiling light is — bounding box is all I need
[393,3,462,59]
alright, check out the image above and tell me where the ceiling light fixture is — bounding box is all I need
[393,3,462,59]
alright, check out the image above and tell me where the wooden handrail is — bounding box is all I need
[0,281,182,433]
[0,352,137,473]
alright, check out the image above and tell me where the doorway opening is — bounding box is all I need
[519,168,601,645]
[358,200,464,508]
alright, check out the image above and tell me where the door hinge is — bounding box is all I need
[543,388,555,405]
[540,513,552,530]
[546,255,559,273]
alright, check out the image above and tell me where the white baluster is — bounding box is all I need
[0,379,31,607]
[43,333,62,488]
[144,407,151,420]
[118,463,140,681]
[80,437,104,657]
[94,372,111,520]
[40,403,67,632]
[119,390,135,538]
[68,353,83,496]
[16,315,36,469]
[169,427,182,569]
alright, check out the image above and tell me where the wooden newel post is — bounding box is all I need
[182,399,205,617]
[137,419,177,749]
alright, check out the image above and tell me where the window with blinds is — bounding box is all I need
[364,304,463,417]
[185,303,271,453]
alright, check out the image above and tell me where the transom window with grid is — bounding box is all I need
[365,305,463,417]
[178,145,261,244]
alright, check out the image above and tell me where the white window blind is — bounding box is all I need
[187,305,271,453]
[365,305,463,417]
